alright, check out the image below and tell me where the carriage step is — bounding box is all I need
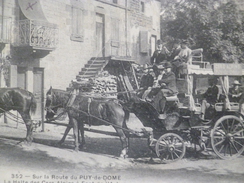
[88,60,107,64]
[84,63,105,68]
[79,70,98,75]
[76,74,96,79]
[90,56,111,61]
[81,67,101,72]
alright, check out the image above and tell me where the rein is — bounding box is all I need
[65,105,150,137]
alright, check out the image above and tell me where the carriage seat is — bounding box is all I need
[165,94,179,102]
[215,102,239,112]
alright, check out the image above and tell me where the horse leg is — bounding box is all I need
[71,117,80,151]
[115,127,129,158]
[78,121,85,150]
[58,118,72,145]
[19,112,33,144]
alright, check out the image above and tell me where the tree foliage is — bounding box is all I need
[161,0,244,63]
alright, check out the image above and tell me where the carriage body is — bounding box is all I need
[138,62,244,163]
[44,57,244,162]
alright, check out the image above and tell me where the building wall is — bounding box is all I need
[1,0,161,92]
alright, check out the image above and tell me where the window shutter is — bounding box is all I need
[140,31,148,53]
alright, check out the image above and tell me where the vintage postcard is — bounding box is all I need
[0,0,244,183]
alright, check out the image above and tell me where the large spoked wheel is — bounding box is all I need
[155,133,186,163]
[211,115,244,160]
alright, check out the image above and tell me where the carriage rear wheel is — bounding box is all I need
[211,115,244,160]
[155,133,186,163]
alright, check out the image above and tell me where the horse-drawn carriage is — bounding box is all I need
[44,56,244,163]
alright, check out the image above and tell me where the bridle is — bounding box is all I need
[45,90,73,114]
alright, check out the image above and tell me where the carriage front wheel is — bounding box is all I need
[211,115,244,160]
[155,133,186,163]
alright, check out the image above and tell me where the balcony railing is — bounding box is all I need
[0,16,11,43]
[16,19,58,50]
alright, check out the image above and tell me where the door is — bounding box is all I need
[17,67,27,89]
[33,68,44,130]
[150,35,157,56]
[96,13,105,57]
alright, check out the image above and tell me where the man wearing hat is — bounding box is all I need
[200,77,219,120]
[149,62,178,117]
[138,64,154,98]
[229,80,243,102]
[151,39,170,66]
[172,40,192,78]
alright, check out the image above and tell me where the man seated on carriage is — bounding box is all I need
[229,80,243,103]
[200,77,219,120]
[137,64,154,99]
[147,62,178,119]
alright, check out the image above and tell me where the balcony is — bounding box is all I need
[16,19,58,50]
[0,16,12,44]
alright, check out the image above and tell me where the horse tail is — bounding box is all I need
[30,94,37,114]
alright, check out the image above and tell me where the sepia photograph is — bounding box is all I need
[0,0,244,182]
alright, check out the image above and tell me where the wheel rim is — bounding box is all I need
[211,115,244,159]
[155,133,186,163]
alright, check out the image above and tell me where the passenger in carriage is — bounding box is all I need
[171,40,192,79]
[229,80,243,103]
[200,78,219,120]
[138,64,154,98]
[147,62,178,119]
[169,39,182,60]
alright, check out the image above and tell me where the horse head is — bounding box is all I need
[45,86,57,120]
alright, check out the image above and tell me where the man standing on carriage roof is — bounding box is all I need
[151,39,170,77]
[151,39,170,65]
[171,40,192,78]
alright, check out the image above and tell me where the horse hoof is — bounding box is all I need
[79,145,84,150]
[74,148,79,152]
[57,142,63,147]
[120,154,128,159]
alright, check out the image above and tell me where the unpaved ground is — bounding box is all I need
[0,116,244,183]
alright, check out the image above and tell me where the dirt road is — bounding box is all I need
[0,119,244,183]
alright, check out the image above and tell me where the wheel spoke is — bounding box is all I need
[230,141,240,154]
[173,151,180,158]
[233,139,244,147]
[233,123,242,133]
[214,138,225,147]
[174,148,183,153]
[220,122,227,133]
[218,144,225,153]
[229,142,232,156]
[226,119,230,133]
[224,143,228,156]
[232,129,244,136]
[170,152,174,160]
[213,135,224,139]
[230,119,235,132]
[214,129,226,135]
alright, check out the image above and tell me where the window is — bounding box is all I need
[113,0,118,4]
[140,1,145,13]
[71,6,84,42]
[111,17,120,47]
[0,0,11,43]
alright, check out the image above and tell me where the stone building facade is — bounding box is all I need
[0,0,161,119]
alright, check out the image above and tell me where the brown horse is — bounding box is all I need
[45,87,130,158]
[0,87,37,143]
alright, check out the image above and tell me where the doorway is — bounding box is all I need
[96,13,105,57]
[33,68,44,130]
[150,35,157,57]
